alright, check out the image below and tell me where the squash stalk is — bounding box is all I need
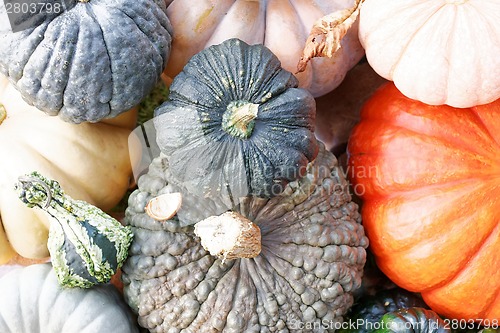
[222,100,259,139]
[0,104,6,125]
[194,211,261,262]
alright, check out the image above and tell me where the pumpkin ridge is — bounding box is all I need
[36,265,55,329]
[286,0,309,43]
[241,259,278,328]
[247,251,305,321]
[421,221,500,317]
[465,1,500,47]
[349,126,499,196]
[39,14,78,114]
[370,176,499,202]
[471,108,500,150]
[109,2,171,72]
[193,258,240,330]
[83,5,115,119]
[443,3,460,101]
[389,2,448,77]
[386,190,500,293]
[380,117,499,162]
[368,179,499,251]
[7,24,49,84]
[201,3,246,51]
[484,284,500,318]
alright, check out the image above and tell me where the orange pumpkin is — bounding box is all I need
[347,82,500,320]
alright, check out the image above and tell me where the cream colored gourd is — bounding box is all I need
[358,0,500,108]
[164,0,365,97]
[0,77,136,264]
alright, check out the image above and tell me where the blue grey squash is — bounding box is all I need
[154,38,319,200]
[0,0,172,123]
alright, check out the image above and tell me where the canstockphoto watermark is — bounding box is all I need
[2,0,72,33]
[288,318,444,331]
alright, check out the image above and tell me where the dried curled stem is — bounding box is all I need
[297,0,364,73]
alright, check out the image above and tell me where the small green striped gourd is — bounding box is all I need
[16,171,133,288]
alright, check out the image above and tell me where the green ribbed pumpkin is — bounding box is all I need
[154,38,319,200]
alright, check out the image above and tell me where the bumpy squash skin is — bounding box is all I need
[122,145,368,332]
[0,0,172,123]
[155,38,319,199]
[0,78,136,264]
[164,0,365,97]
[0,263,138,333]
[347,82,500,320]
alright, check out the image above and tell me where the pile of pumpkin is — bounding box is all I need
[0,0,499,332]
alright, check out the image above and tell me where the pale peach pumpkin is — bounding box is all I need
[359,0,500,108]
[164,0,365,97]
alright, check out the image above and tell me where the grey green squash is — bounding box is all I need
[122,144,368,332]
[0,0,172,123]
[0,263,138,333]
[154,38,319,200]
[16,171,133,288]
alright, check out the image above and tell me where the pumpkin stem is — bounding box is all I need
[222,100,259,139]
[0,103,6,126]
[194,211,261,262]
[16,174,54,209]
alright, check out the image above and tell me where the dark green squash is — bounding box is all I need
[340,288,428,333]
[376,308,449,333]
[0,0,172,123]
[154,38,318,200]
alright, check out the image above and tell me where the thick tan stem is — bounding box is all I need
[194,211,261,262]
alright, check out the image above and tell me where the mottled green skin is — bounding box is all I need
[376,308,449,333]
[16,171,133,288]
[339,288,428,333]
[122,145,368,332]
[0,0,172,123]
[154,38,318,199]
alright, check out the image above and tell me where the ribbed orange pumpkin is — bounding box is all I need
[347,82,500,320]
